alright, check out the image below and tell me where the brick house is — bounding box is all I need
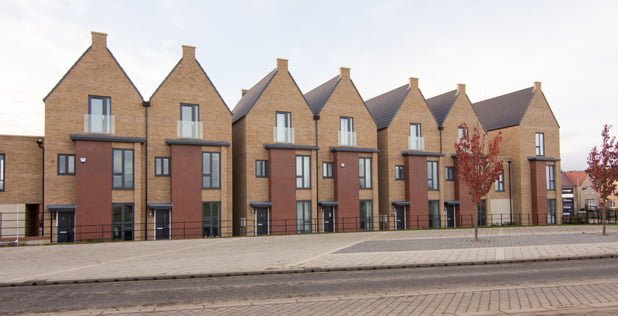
[147,45,233,239]
[232,59,318,236]
[473,82,561,225]
[305,67,379,232]
[43,32,146,242]
[366,78,442,230]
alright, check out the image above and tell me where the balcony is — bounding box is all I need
[84,114,115,134]
[177,120,203,139]
[338,131,357,146]
[273,126,294,143]
[408,136,425,151]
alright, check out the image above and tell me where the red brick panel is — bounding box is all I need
[268,149,296,234]
[405,156,429,229]
[75,140,112,241]
[530,160,548,225]
[171,145,202,238]
[334,152,360,232]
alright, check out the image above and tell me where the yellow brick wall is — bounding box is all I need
[0,135,43,203]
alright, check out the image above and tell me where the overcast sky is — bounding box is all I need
[0,0,616,170]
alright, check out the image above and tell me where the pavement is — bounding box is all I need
[1,225,617,287]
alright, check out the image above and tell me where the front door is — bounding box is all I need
[255,208,269,236]
[57,211,74,242]
[395,206,405,230]
[323,207,334,233]
[446,205,456,228]
[155,209,171,240]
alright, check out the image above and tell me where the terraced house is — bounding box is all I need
[305,67,379,233]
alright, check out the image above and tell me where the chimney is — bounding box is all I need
[339,67,350,79]
[182,45,196,60]
[241,89,249,96]
[91,31,107,48]
[456,83,466,95]
[533,81,542,92]
[408,77,419,89]
[276,58,288,71]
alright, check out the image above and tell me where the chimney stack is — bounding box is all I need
[241,89,249,96]
[182,45,196,59]
[533,81,542,92]
[339,67,350,79]
[456,83,466,95]
[276,58,288,71]
[408,77,419,89]
[91,31,107,49]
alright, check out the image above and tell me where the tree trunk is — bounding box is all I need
[603,200,607,236]
[474,203,479,241]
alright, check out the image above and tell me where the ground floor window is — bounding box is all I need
[112,204,134,241]
[203,202,220,237]
[428,200,440,228]
[547,199,556,224]
[360,200,373,231]
[296,201,312,233]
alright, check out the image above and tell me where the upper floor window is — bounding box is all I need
[339,117,356,146]
[87,96,114,134]
[179,104,201,139]
[359,157,372,189]
[57,154,76,175]
[296,155,311,189]
[113,149,134,189]
[322,162,333,178]
[154,157,170,176]
[256,160,268,177]
[546,165,555,191]
[457,126,466,141]
[0,153,4,192]
[274,111,294,143]
[535,132,545,156]
[427,161,439,190]
[395,165,404,180]
[202,152,220,189]
[495,170,505,192]
[445,166,455,181]
[409,123,424,150]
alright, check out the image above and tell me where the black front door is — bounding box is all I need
[446,205,456,228]
[395,206,405,230]
[57,212,74,242]
[256,208,268,235]
[155,209,170,240]
[323,207,334,233]
[477,201,487,226]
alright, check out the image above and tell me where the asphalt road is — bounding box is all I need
[1,257,617,315]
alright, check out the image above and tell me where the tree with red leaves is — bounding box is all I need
[454,123,504,241]
[585,124,618,236]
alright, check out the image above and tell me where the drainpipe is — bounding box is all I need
[143,101,150,240]
[438,125,444,153]
[508,160,513,224]
[314,114,320,233]
[36,138,44,238]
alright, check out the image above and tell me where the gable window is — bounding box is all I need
[495,170,505,192]
[0,153,4,191]
[154,157,170,176]
[427,161,439,190]
[87,96,113,134]
[546,165,555,191]
[535,132,545,156]
[322,162,333,178]
[395,165,404,180]
[202,152,220,189]
[112,203,134,241]
[409,123,424,150]
[113,149,134,189]
[457,126,466,141]
[256,160,268,177]
[179,104,201,138]
[296,155,311,189]
[359,157,372,189]
[339,116,356,146]
[274,111,293,143]
[296,201,312,233]
[445,166,455,181]
[57,154,75,175]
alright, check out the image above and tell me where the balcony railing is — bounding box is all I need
[84,114,115,134]
[177,120,203,139]
[408,136,425,151]
[338,131,357,146]
[273,126,294,143]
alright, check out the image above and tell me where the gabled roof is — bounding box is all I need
[232,69,278,123]
[472,87,535,131]
[561,172,575,187]
[426,89,458,126]
[564,171,589,186]
[304,75,340,116]
[365,84,409,129]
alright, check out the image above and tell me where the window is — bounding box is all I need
[296,201,311,233]
[179,104,200,138]
[609,200,616,209]
[547,199,556,224]
[88,96,112,133]
[181,104,199,122]
[275,111,293,143]
[113,149,134,189]
[0,153,4,192]
[276,111,291,128]
[339,116,355,146]
[428,200,440,228]
[256,160,268,177]
[154,157,170,176]
[322,162,333,178]
[57,154,76,176]
[359,157,372,189]
[395,165,404,180]
[546,165,555,191]
[409,123,423,150]
[535,132,545,156]
[458,126,466,141]
[445,167,455,181]
[296,155,311,189]
[495,170,505,192]
[202,152,220,189]
[360,200,373,231]
[586,199,598,210]
[203,202,220,237]
[427,161,439,190]
[112,204,133,241]
[340,117,354,132]
[410,123,421,138]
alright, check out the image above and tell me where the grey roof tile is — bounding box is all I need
[365,84,409,129]
[472,87,534,131]
[426,90,458,126]
[232,69,278,123]
[304,75,340,116]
